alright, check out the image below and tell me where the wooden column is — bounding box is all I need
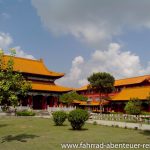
[42,96,47,110]
[28,95,33,108]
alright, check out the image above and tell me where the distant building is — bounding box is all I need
[77,75,150,112]
[3,55,71,109]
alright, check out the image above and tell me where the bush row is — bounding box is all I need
[16,110,35,116]
[52,109,89,130]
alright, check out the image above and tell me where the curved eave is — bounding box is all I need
[112,86,150,101]
[31,81,72,92]
[76,84,89,91]
[3,55,64,78]
[114,75,150,87]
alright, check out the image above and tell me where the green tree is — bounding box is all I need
[88,72,115,112]
[124,98,142,115]
[59,91,87,105]
[0,49,31,111]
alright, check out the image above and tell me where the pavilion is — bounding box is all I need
[77,75,150,112]
[3,55,72,109]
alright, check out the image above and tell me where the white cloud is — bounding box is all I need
[57,56,84,87]
[32,0,150,46]
[1,12,10,19]
[13,46,35,60]
[72,56,84,66]
[57,43,150,87]
[0,32,13,49]
[0,32,35,60]
[31,1,150,87]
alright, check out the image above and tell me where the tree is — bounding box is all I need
[59,91,87,106]
[88,72,115,112]
[0,49,31,111]
[124,98,142,115]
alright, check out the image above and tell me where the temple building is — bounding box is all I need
[3,55,72,109]
[77,75,150,112]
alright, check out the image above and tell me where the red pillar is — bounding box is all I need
[42,96,47,110]
[28,96,33,107]
[54,97,58,107]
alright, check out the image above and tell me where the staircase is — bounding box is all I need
[34,110,51,118]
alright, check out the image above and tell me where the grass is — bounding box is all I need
[0,116,150,150]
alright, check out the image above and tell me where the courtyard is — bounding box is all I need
[0,117,150,150]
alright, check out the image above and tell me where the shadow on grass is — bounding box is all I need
[139,130,150,139]
[1,134,39,143]
[0,124,8,128]
[54,124,68,127]
[68,128,88,131]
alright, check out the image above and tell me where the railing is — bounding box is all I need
[47,106,76,112]
[90,113,150,124]
[0,106,30,112]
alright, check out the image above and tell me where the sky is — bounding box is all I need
[0,0,150,87]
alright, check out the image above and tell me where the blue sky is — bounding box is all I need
[0,0,150,87]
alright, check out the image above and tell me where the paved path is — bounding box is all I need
[87,119,150,130]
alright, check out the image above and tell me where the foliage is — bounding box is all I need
[88,72,115,94]
[141,111,150,115]
[0,49,31,110]
[124,98,142,115]
[52,111,67,126]
[59,91,87,105]
[16,110,35,116]
[68,109,89,130]
[88,72,115,112]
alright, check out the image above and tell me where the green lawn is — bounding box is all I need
[0,117,150,150]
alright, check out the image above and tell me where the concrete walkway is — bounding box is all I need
[87,119,150,130]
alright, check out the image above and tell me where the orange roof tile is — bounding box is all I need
[77,84,89,91]
[114,75,150,86]
[112,86,150,101]
[76,100,109,106]
[31,81,72,92]
[77,75,150,91]
[3,55,64,77]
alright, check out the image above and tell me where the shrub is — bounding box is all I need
[16,110,35,116]
[93,121,97,125]
[124,98,142,115]
[52,111,67,126]
[68,109,89,130]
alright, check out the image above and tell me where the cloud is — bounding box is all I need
[13,46,35,59]
[57,43,150,87]
[57,56,84,87]
[32,1,150,87]
[32,0,150,46]
[0,32,13,49]
[0,32,35,60]
[1,12,10,19]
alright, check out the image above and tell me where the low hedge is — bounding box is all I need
[16,110,35,116]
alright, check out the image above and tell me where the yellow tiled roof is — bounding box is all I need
[73,100,109,106]
[3,55,64,77]
[31,81,72,92]
[114,75,150,86]
[112,86,150,101]
[77,85,89,91]
[77,75,150,91]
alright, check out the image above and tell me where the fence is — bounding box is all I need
[47,106,76,112]
[90,113,150,124]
